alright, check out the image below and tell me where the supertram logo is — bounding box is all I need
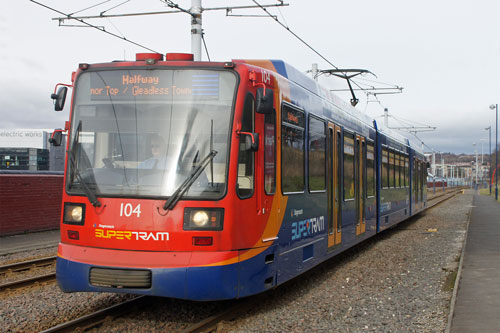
[95,229,169,241]
[291,216,325,241]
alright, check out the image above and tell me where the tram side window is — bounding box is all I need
[420,161,424,189]
[394,153,401,187]
[382,148,389,189]
[405,156,410,187]
[423,162,428,187]
[421,161,424,191]
[400,154,404,187]
[389,150,395,188]
[401,154,406,187]
[413,158,418,194]
[367,142,375,197]
[237,94,255,198]
[419,161,423,190]
[308,116,326,192]
[400,154,405,187]
[343,132,355,200]
[281,104,305,193]
[415,160,422,192]
[264,110,276,195]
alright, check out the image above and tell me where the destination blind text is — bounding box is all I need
[90,74,193,97]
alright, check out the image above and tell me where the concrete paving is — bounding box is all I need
[450,193,500,332]
[0,229,60,256]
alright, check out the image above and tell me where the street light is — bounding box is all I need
[489,104,498,201]
[480,138,487,186]
[485,126,491,194]
[473,142,478,188]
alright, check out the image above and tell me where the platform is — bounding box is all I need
[450,193,500,332]
[0,229,59,256]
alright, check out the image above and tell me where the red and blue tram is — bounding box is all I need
[51,53,428,300]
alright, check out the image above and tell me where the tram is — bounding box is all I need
[51,52,427,300]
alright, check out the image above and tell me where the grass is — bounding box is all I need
[479,186,500,202]
[442,270,458,292]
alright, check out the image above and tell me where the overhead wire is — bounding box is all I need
[100,0,131,16]
[276,3,289,28]
[391,114,435,128]
[35,0,392,106]
[250,0,338,70]
[160,0,212,60]
[160,0,194,17]
[105,17,126,39]
[352,76,402,88]
[201,33,211,61]
[30,0,161,54]
[251,0,379,104]
[69,0,113,15]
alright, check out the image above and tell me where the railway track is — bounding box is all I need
[40,296,151,333]
[426,188,465,209]
[180,299,258,333]
[0,256,57,292]
[0,256,56,274]
[38,188,465,332]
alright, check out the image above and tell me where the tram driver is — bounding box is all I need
[139,134,167,169]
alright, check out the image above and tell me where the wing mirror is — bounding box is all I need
[49,129,64,146]
[239,131,259,151]
[255,88,273,114]
[51,86,68,111]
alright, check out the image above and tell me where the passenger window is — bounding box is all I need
[264,110,276,195]
[423,162,428,187]
[237,94,255,198]
[281,103,305,193]
[382,148,389,188]
[308,116,326,192]
[405,156,410,187]
[389,150,395,188]
[366,142,375,197]
[400,153,404,187]
[394,153,401,187]
[343,132,355,200]
[399,154,404,187]
[413,158,418,194]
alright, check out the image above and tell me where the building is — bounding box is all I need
[0,129,66,171]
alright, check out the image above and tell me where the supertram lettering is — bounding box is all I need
[131,231,169,241]
[94,229,169,241]
[95,229,132,240]
[291,216,325,241]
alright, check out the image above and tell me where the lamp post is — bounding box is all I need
[489,104,498,201]
[473,143,478,190]
[485,126,491,194]
[480,138,487,186]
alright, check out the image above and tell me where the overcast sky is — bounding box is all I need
[1,0,499,154]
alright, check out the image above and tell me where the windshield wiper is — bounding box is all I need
[68,153,101,207]
[69,120,101,207]
[163,150,217,212]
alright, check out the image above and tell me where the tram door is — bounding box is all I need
[327,123,342,248]
[355,135,366,235]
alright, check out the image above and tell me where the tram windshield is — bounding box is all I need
[67,69,237,199]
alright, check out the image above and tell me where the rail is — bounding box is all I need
[0,256,56,274]
[40,296,150,333]
[0,273,56,292]
[36,190,465,332]
[0,256,57,292]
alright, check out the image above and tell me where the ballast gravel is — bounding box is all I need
[0,190,471,332]
[226,191,471,332]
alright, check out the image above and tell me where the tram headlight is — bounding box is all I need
[63,203,86,225]
[183,208,224,231]
[192,211,209,227]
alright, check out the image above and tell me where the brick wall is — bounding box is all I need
[0,174,63,236]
